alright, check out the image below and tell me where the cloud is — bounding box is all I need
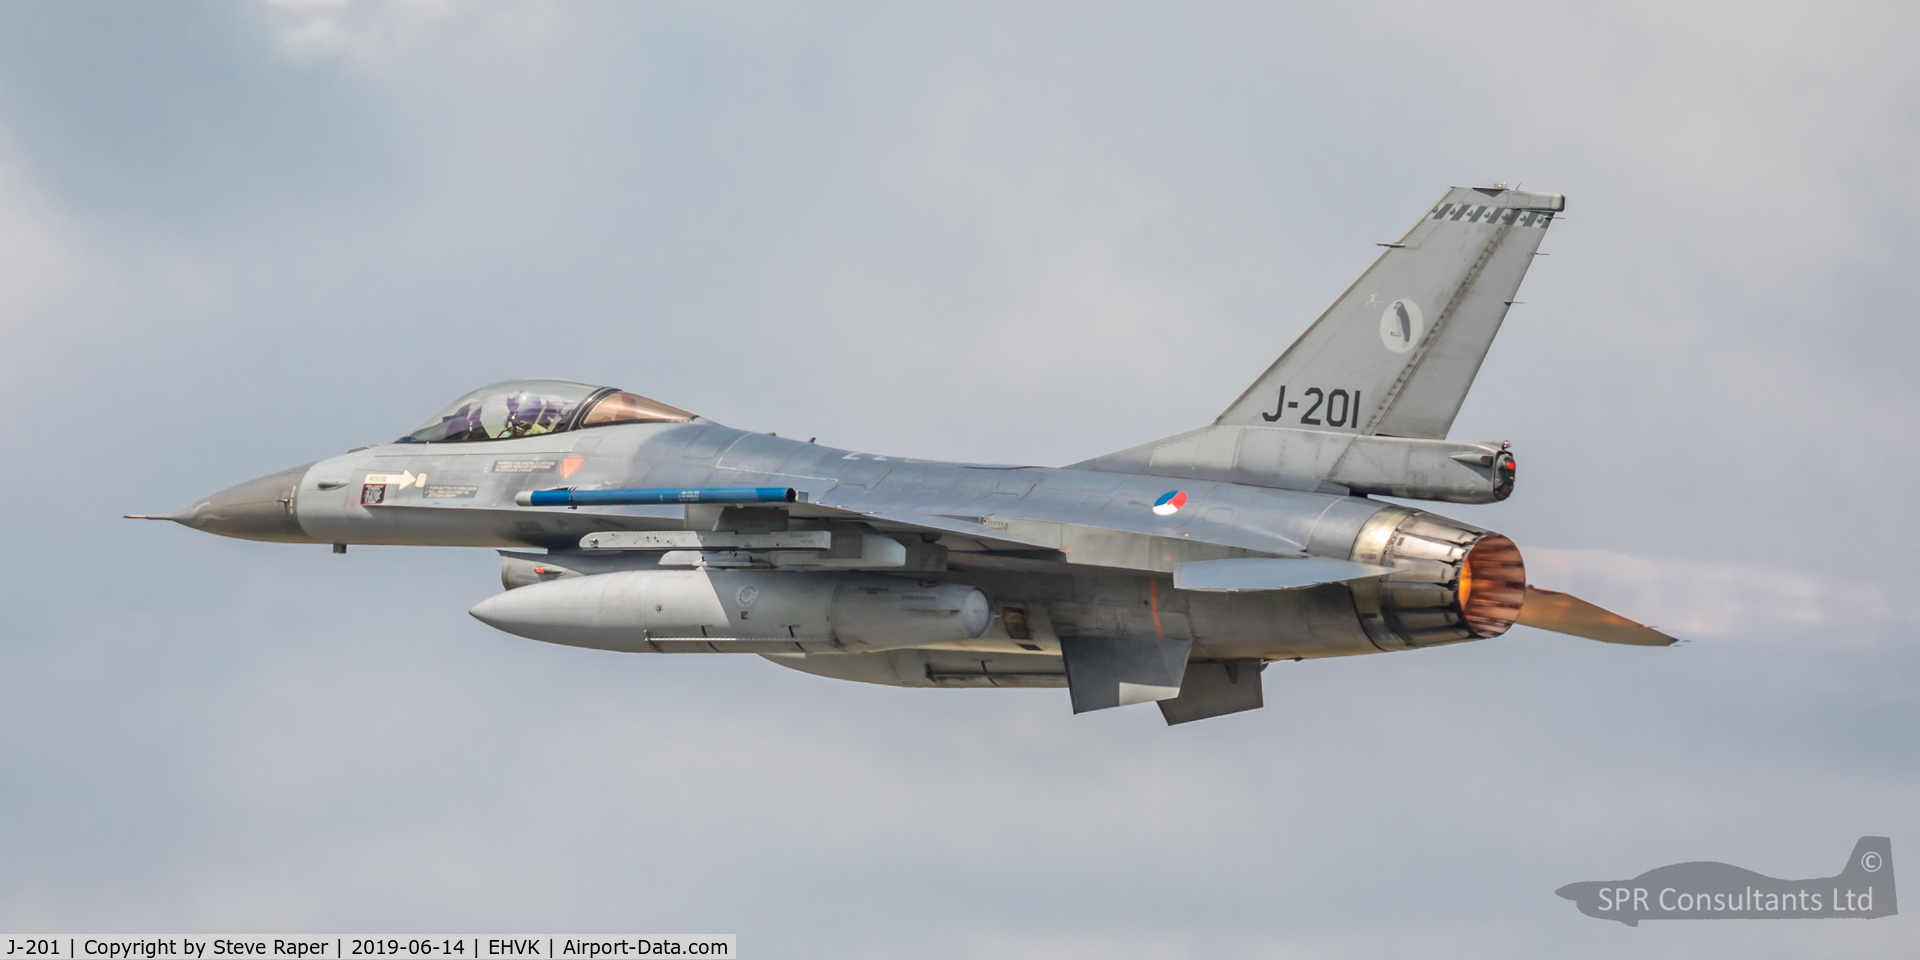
[1526,547,1918,645]
[262,0,555,69]
[0,141,89,343]
[2,2,1918,956]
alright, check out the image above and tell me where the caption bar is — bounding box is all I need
[2,940,733,960]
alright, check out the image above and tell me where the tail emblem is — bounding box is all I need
[1379,298,1424,354]
[1152,491,1188,516]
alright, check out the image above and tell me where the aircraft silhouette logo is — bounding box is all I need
[1556,837,1897,926]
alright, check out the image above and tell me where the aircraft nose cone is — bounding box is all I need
[169,463,320,543]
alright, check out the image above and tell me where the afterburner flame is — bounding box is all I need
[1459,534,1526,637]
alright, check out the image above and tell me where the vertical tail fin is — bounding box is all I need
[1219,186,1564,439]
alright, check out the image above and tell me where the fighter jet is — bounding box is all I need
[134,185,1675,725]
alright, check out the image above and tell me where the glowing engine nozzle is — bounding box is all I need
[1347,507,1527,650]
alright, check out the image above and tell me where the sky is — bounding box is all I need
[1,1,1916,956]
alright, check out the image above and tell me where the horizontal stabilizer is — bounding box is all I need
[1174,557,1391,592]
[1060,635,1192,713]
[1517,586,1677,646]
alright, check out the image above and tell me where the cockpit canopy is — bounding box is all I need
[397,379,696,443]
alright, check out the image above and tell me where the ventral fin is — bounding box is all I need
[1060,636,1193,713]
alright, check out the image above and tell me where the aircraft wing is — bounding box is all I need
[786,499,1299,578]
[789,501,1063,553]
[1173,557,1392,591]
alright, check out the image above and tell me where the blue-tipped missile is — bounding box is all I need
[514,486,798,507]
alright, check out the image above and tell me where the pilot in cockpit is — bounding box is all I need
[397,379,696,444]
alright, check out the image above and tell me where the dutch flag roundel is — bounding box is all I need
[1152,490,1187,516]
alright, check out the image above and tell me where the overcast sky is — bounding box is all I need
[1,1,1915,956]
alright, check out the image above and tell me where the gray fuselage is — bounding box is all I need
[185,419,1513,671]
